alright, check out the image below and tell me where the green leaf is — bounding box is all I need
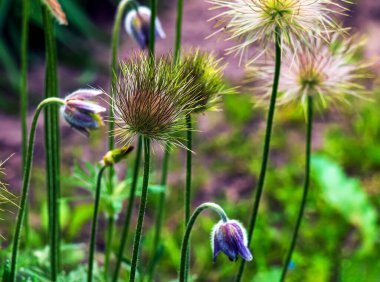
[311,155,378,253]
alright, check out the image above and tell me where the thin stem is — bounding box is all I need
[174,0,183,64]
[129,138,151,282]
[9,98,65,282]
[112,136,142,282]
[20,0,29,244]
[42,7,61,280]
[153,147,170,251]
[148,0,157,58]
[185,115,192,225]
[146,146,170,281]
[148,0,181,274]
[88,165,108,282]
[235,27,282,282]
[184,114,192,280]
[104,217,114,279]
[106,0,133,275]
[109,0,132,152]
[280,96,313,282]
[179,203,228,282]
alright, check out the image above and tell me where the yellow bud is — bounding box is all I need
[102,146,134,166]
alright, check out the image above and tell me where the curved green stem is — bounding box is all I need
[112,135,142,282]
[179,203,228,282]
[20,0,29,244]
[9,97,65,282]
[280,96,313,282]
[106,1,134,275]
[129,138,151,282]
[235,27,282,282]
[87,165,108,282]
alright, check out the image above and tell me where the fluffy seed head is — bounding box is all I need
[208,0,348,60]
[178,49,234,113]
[112,54,197,147]
[247,34,371,110]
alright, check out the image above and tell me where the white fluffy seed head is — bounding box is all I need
[208,0,349,61]
[247,34,372,110]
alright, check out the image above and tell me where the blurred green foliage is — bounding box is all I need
[0,1,380,280]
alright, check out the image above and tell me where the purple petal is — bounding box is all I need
[66,100,106,114]
[213,234,222,263]
[65,89,104,100]
[62,106,100,130]
[237,241,253,261]
[124,7,165,50]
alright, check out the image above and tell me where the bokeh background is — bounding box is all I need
[1,0,380,281]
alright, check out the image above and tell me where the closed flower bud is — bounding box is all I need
[101,146,134,166]
[179,49,233,113]
[211,220,253,262]
[62,89,106,136]
[124,6,166,49]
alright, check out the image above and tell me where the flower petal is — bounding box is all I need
[65,89,104,100]
[66,100,106,114]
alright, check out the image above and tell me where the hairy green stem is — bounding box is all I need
[148,0,157,58]
[184,114,192,280]
[149,0,183,277]
[280,96,313,281]
[235,28,282,282]
[112,136,142,282]
[20,0,30,244]
[147,146,170,281]
[42,7,61,280]
[179,203,228,282]
[88,165,108,282]
[9,98,65,282]
[174,0,183,63]
[105,0,134,275]
[129,138,151,282]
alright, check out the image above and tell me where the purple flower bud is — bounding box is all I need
[62,89,106,136]
[211,220,253,262]
[124,6,166,49]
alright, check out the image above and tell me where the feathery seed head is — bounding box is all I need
[208,0,349,60]
[0,155,16,240]
[112,54,197,147]
[62,89,106,137]
[178,49,234,113]
[247,34,371,110]
[125,6,166,50]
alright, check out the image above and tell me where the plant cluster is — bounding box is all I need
[0,0,376,282]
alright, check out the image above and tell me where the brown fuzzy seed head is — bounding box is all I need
[112,54,197,146]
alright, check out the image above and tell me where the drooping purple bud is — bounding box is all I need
[62,89,106,136]
[211,220,253,262]
[124,6,166,49]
